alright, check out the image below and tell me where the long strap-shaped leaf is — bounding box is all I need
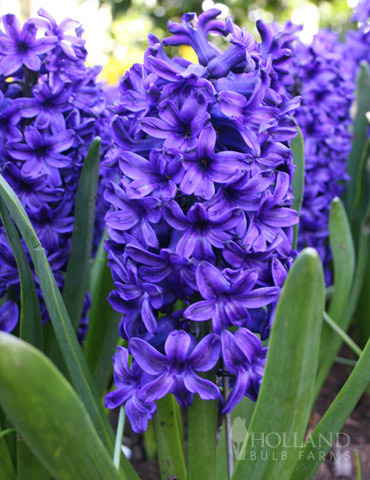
[344,62,370,233]
[84,235,121,396]
[0,332,122,480]
[0,416,15,480]
[0,200,50,479]
[63,138,101,330]
[0,176,140,480]
[291,334,370,480]
[232,248,325,480]
[153,394,187,480]
[314,198,355,398]
[291,125,305,249]
[0,198,43,350]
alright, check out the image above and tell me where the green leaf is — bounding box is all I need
[344,62,370,236]
[0,175,141,480]
[0,200,50,479]
[291,334,370,480]
[291,125,305,249]
[0,417,15,480]
[16,438,51,480]
[232,248,325,480]
[355,450,361,480]
[323,312,362,358]
[314,198,355,397]
[84,239,121,395]
[0,332,122,480]
[0,198,43,350]
[356,257,370,346]
[0,175,111,442]
[153,394,187,480]
[187,387,217,480]
[63,138,101,330]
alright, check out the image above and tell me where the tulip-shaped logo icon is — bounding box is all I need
[231,417,247,460]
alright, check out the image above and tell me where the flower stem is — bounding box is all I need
[187,376,218,480]
[223,375,234,480]
[153,394,186,480]
[113,406,126,470]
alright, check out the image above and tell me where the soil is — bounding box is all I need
[117,346,370,480]
[312,348,370,480]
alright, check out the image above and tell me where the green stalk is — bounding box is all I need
[152,394,186,480]
[187,376,218,480]
[323,312,362,357]
[113,406,126,470]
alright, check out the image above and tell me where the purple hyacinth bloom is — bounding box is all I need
[180,123,246,200]
[221,328,267,413]
[104,181,161,248]
[29,202,74,252]
[185,261,279,333]
[163,201,243,261]
[141,93,210,151]
[2,163,63,209]
[6,126,74,183]
[16,79,72,132]
[0,300,18,333]
[119,149,181,200]
[105,10,300,428]
[33,8,85,60]
[0,15,56,75]
[130,330,221,407]
[104,346,157,433]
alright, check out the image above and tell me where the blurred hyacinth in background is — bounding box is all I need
[0,8,112,339]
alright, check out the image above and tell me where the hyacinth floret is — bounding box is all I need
[104,10,300,433]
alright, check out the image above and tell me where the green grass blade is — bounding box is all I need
[0,332,122,480]
[323,312,362,357]
[0,199,43,350]
[153,394,187,480]
[291,124,305,249]
[345,62,370,229]
[315,198,355,397]
[232,248,325,480]
[291,335,370,480]
[354,450,361,480]
[62,138,101,330]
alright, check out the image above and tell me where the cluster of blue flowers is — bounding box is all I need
[0,10,110,339]
[104,10,300,432]
[278,25,355,279]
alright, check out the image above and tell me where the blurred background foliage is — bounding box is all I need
[1,0,358,85]
[96,0,357,85]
